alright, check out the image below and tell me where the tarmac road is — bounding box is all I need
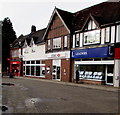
[2,76,119,113]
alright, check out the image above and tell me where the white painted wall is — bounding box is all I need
[23,44,47,61]
[114,59,120,87]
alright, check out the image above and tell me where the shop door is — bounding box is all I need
[106,65,114,85]
[52,60,61,80]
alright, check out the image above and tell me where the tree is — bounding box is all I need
[2,17,17,72]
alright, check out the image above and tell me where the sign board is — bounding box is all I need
[48,52,66,58]
[71,46,113,59]
[115,48,120,59]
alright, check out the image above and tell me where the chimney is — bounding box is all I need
[31,25,36,33]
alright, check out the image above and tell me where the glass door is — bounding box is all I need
[106,65,114,85]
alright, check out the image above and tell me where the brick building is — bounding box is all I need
[44,8,73,81]
[44,2,120,86]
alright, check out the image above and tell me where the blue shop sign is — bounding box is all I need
[71,46,113,59]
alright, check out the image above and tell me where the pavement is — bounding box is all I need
[16,76,119,92]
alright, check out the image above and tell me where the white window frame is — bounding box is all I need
[83,30,100,45]
[53,37,61,49]
[105,27,110,43]
[75,33,79,47]
[64,36,68,48]
[47,40,50,50]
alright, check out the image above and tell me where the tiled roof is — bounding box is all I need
[12,28,46,48]
[55,2,120,32]
[72,2,120,31]
[56,8,73,31]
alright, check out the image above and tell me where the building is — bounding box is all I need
[44,8,73,81]
[44,2,120,86]
[10,35,25,76]
[71,2,120,86]
[22,26,46,78]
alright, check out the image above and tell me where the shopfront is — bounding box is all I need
[10,61,21,76]
[72,46,114,85]
[23,60,45,78]
[46,51,70,81]
[114,43,120,87]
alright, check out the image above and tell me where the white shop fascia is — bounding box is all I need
[46,51,70,59]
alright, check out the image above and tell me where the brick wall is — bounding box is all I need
[45,59,52,80]
[61,59,71,82]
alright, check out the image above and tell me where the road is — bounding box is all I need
[2,76,119,113]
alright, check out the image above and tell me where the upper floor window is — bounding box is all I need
[53,37,61,49]
[75,34,79,47]
[47,40,50,50]
[12,50,19,57]
[64,36,68,48]
[83,30,100,45]
[105,27,110,43]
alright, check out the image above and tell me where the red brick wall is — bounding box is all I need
[45,59,52,80]
[47,14,69,39]
[71,59,75,82]
[61,59,71,82]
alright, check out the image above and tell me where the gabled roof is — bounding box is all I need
[56,8,73,31]
[12,28,46,48]
[72,2,120,32]
[81,14,100,31]
[43,7,73,39]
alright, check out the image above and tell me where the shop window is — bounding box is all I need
[31,66,34,75]
[83,30,100,45]
[64,36,68,48]
[36,60,40,64]
[31,61,35,64]
[76,65,105,80]
[26,61,30,64]
[53,37,61,49]
[36,66,40,76]
[26,66,30,75]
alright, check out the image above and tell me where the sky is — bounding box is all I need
[0,0,108,37]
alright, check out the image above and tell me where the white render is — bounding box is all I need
[23,44,47,61]
[114,59,120,87]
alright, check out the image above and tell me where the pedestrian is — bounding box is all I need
[76,69,79,83]
[15,69,19,76]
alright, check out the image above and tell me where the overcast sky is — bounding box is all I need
[0,0,108,37]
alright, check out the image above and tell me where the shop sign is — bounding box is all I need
[115,48,120,59]
[71,46,113,59]
[48,52,66,58]
[11,61,20,64]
